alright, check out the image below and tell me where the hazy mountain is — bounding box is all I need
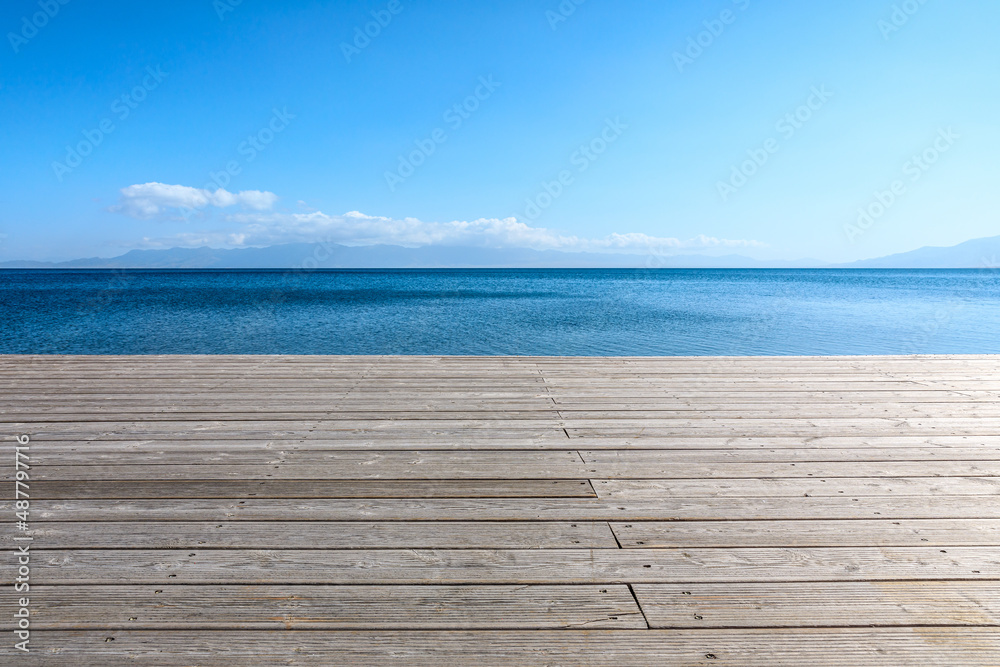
[6,235,998,269]
[842,235,1000,269]
[0,243,820,269]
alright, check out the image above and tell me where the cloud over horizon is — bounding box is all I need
[112,182,279,219]
[118,182,764,255]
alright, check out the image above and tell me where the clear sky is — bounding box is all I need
[1,0,997,263]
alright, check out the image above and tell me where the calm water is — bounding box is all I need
[1,269,999,356]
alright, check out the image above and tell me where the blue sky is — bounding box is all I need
[1,0,997,263]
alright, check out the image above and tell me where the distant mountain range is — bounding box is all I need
[837,235,1000,269]
[2,235,998,269]
[0,244,817,269]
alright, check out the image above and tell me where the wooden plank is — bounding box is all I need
[609,519,1000,547]
[594,477,1000,498]
[25,479,596,500]
[14,414,1000,428]
[24,429,1000,448]
[17,436,583,450]
[21,435,1000,452]
[14,547,999,584]
[582,448,1000,463]
[555,392,1000,402]
[14,419,1000,438]
[15,460,1000,481]
[10,629,1000,666]
[1,521,618,549]
[24,478,1000,501]
[15,429,573,443]
[15,584,645,630]
[20,496,1000,521]
[13,406,1000,419]
[633,581,1000,628]
[10,390,1000,402]
[22,447,1000,467]
[12,379,1000,391]
[5,375,1000,383]
[2,402,566,411]
[10,425,570,440]
[565,424,1000,437]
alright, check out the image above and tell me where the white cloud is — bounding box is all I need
[223,210,764,253]
[111,182,278,218]
[119,183,764,255]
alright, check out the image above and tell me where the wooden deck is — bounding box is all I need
[3,355,1000,665]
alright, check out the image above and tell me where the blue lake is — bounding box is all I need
[1,269,999,355]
